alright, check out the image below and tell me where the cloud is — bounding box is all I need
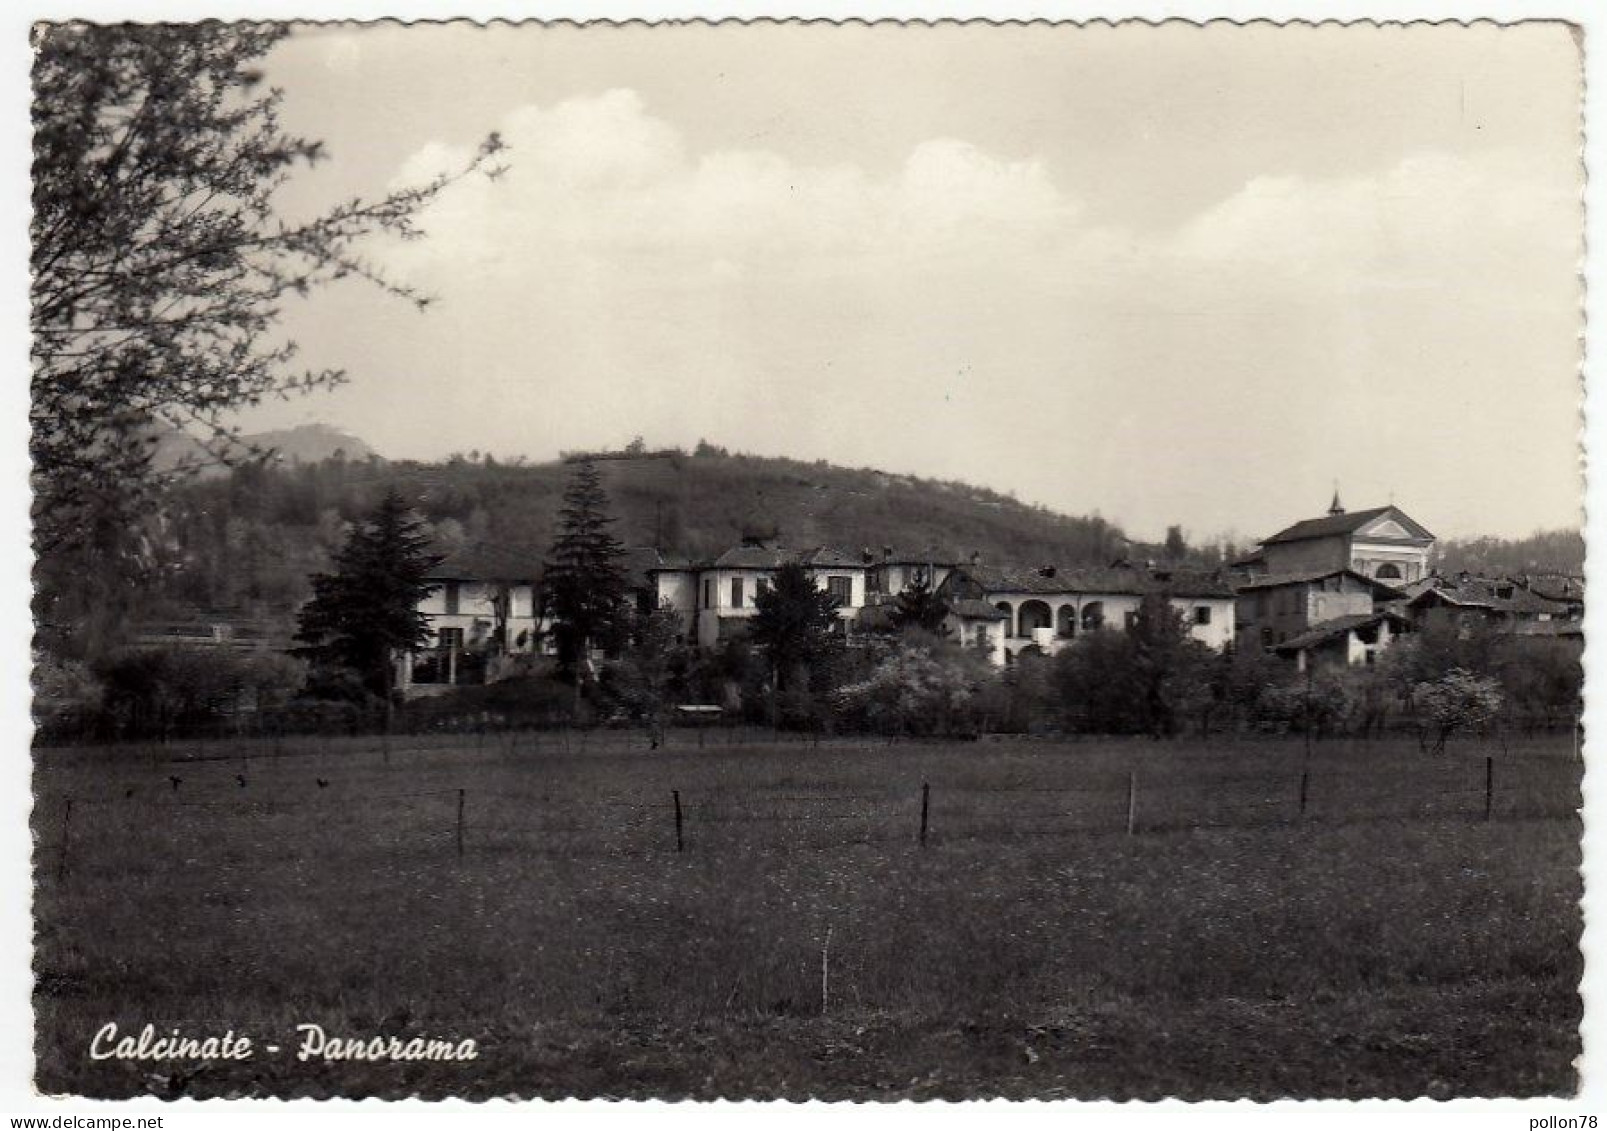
[1170,150,1580,292]
[278,88,1579,540]
[385,89,1081,280]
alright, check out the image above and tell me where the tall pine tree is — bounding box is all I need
[293,491,442,701]
[889,573,951,636]
[749,562,843,690]
[542,459,629,681]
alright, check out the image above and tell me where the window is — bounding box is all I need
[703,578,713,608]
[756,578,771,600]
[438,627,464,651]
[826,575,852,604]
[731,577,744,609]
[1194,605,1211,626]
[1376,563,1403,580]
[1123,610,1138,631]
[444,581,460,615]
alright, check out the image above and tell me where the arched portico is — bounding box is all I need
[1056,604,1077,638]
[1018,599,1052,638]
[994,601,1014,635]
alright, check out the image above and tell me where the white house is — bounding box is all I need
[402,545,542,692]
[937,561,1239,666]
[647,538,869,649]
[862,547,959,605]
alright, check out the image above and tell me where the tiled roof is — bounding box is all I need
[799,547,865,569]
[1522,574,1585,604]
[951,563,1236,599]
[1274,611,1406,653]
[1235,569,1405,597]
[869,547,962,566]
[712,544,792,569]
[1408,575,1572,617]
[1262,505,1432,546]
[642,550,698,572]
[426,543,543,582]
[708,544,862,570]
[947,599,1010,621]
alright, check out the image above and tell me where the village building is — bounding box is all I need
[1519,572,1585,620]
[1239,493,1436,584]
[862,547,959,604]
[403,545,542,692]
[942,600,1012,652]
[1273,610,1411,673]
[395,497,1573,689]
[937,561,1238,665]
[1398,573,1576,631]
[1234,569,1406,649]
[646,537,868,649]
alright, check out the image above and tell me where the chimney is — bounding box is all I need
[969,551,981,566]
[882,545,893,562]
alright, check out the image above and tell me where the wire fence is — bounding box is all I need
[39,747,1583,880]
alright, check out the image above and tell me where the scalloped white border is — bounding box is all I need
[2,4,1599,1126]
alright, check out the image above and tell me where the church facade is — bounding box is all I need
[1240,494,1436,584]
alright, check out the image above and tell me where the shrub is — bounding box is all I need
[1412,668,1504,754]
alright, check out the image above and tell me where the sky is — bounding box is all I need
[238,21,1586,545]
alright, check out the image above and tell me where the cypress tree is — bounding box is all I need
[542,459,629,681]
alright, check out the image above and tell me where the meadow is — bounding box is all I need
[31,728,1583,1100]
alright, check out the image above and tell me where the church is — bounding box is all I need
[1236,492,1437,584]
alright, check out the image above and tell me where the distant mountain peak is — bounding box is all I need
[149,421,378,475]
[246,423,377,464]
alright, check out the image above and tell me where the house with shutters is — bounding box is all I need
[404,544,543,691]
[646,537,869,649]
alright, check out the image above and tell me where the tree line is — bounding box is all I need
[36,462,1579,754]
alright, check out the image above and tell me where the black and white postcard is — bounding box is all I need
[15,6,1602,1120]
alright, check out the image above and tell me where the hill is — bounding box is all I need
[137,443,1136,620]
[149,422,377,476]
[242,423,377,465]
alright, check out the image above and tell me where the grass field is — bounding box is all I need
[31,729,1583,1100]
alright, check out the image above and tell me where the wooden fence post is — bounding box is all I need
[820,925,833,1017]
[456,788,466,858]
[57,798,73,882]
[673,790,685,853]
[1484,756,1494,822]
[1126,771,1138,836]
[919,782,930,846]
